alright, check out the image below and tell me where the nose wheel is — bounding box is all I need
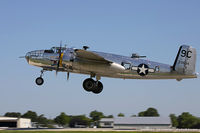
[35,70,45,86]
[83,78,103,94]
[35,77,44,85]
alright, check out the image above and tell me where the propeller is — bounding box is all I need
[56,41,64,75]
[67,72,70,80]
[19,56,25,58]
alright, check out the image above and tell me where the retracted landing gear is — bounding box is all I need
[83,78,103,94]
[35,70,45,86]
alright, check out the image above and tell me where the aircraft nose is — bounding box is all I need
[25,52,31,63]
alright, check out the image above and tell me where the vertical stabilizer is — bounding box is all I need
[173,45,196,75]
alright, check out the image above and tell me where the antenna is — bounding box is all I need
[83,46,89,50]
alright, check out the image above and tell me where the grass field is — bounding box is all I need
[0,131,143,133]
[0,131,200,133]
[0,132,196,133]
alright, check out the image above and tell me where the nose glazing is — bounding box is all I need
[25,52,31,63]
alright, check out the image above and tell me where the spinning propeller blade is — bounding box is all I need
[67,72,70,80]
[19,56,25,58]
[56,41,64,75]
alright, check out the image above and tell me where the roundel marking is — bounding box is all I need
[137,64,149,76]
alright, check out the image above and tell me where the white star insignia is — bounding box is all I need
[139,64,148,74]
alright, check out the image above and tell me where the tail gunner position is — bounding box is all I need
[23,45,197,94]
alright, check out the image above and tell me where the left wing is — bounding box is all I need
[74,49,112,63]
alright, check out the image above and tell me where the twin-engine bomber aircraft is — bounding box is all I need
[23,45,197,94]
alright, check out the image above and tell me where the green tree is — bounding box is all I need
[89,110,104,122]
[89,110,104,127]
[104,115,114,118]
[138,111,145,117]
[138,107,159,117]
[69,115,91,127]
[22,111,38,122]
[47,119,56,128]
[22,111,52,127]
[118,113,125,117]
[4,112,21,118]
[54,112,70,127]
[131,114,137,117]
[177,112,199,129]
[169,114,178,127]
[37,114,49,127]
[194,119,200,129]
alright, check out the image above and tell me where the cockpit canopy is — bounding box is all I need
[44,47,67,54]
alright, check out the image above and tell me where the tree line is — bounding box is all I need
[2,107,200,129]
[170,113,200,129]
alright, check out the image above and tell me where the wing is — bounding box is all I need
[74,49,112,63]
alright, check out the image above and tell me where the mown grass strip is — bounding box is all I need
[0,131,200,133]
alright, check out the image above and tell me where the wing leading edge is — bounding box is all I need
[74,49,112,63]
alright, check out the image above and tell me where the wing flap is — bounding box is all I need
[75,49,112,63]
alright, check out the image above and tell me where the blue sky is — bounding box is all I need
[0,0,200,118]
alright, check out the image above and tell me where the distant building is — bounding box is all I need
[99,118,114,128]
[100,117,171,130]
[0,117,31,128]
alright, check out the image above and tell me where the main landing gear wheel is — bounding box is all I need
[35,77,44,86]
[92,81,103,94]
[82,78,103,94]
[83,78,96,92]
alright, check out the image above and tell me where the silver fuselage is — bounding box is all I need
[25,47,197,80]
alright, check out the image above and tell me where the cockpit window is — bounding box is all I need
[44,50,54,53]
[30,50,43,57]
[44,47,67,54]
[51,47,66,53]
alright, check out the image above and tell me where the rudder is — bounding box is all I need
[173,45,196,75]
